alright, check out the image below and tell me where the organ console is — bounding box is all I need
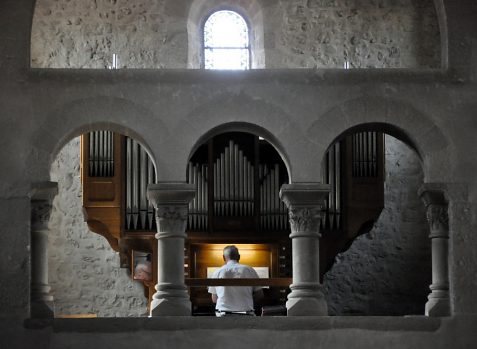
[80,130,384,314]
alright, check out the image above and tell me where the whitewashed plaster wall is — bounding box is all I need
[31,0,440,69]
[324,135,431,315]
[49,137,147,317]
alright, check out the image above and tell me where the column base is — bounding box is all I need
[425,290,450,317]
[30,299,54,318]
[286,284,328,316]
[286,297,327,316]
[150,297,191,316]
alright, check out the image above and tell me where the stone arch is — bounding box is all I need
[307,96,451,182]
[30,96,163,181]
[187,0,265,68]
[326,122,421,159]
[187,121,292,182]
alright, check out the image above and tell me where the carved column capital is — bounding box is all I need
[280,183,329,237]
[30,182,58,232]
[419,185,449,238]
[426,204,449,237]
[155,205,189,238]
[147,183,195,239]
[288,207,322,237]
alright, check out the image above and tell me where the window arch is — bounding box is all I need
[203,10,250,70]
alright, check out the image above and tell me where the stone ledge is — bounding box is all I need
[27,68,455,85]
[24,316,441,333]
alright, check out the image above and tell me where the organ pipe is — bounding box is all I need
[352,132,378,178]
[124,137,157,231]
[187,162,208,231]
[88,131,114,177]
[323,142,341,231]
[123,137,289,232]
[258,163,288,231]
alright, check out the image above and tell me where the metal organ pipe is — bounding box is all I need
[335,142,341,229]
[88,131,115,177]
[147,154,155,230]
[258,163,287,231]
[220,153,224,216]
[126,137,132,229]
[131,140,139,230]
[186,162,208,231]
[329,145,336,229]
[139,147,148,229]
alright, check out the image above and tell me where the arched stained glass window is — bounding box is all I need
[203,10,250,70]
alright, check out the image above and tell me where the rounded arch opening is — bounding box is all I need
[187,122,291,181]
[202,9,251,70]
[320,124,431,316]
[326,122,422,161]
[50,122,157,176]
[187,0,265,69]
[48,126,158,318]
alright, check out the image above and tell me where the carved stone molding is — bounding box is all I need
[280,183,329,237]
[419,184,449,238]
[155,205,189,238]
[30,182,58,232]
[147,183,195,239]
[426,204,449,237]
[418,183,451,317]
[288,207,321,237]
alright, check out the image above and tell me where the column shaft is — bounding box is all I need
[147,183,195,316]
[30,182,58,318]
[292,236,320,283]
[419,185,450,317]
[280,183,329,316]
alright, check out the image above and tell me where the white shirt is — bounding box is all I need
[208,260,262,312]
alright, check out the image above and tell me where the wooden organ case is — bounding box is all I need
[80,130,385,314]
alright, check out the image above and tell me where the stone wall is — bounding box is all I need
[265,0,440,68]
[31,0,440,69]
[324,135,431,315]
[37,0,433,317]
[31,0,187,68]
[48,137,147,317]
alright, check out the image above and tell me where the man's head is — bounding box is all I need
[223,245,240,262]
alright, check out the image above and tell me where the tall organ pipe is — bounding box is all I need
[140,147,148,228]
[126,138,132,229]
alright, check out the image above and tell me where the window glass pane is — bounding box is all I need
[203,10,250,69]
[205,48,249,70]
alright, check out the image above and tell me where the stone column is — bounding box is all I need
[280,183,329,316]
[147,183,195,316]
[419,185,450,317]
[30,182,58,318]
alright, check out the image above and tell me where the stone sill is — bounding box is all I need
[27,68,460,85]
[24,316,441,333]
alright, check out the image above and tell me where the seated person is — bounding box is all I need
[208,245,263,316]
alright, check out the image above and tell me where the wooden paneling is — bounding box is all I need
[81,133,123,251]
[190,243,278,279]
